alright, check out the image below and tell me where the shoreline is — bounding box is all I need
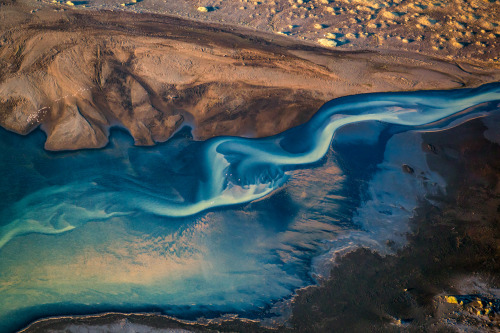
[19,312,274,333]
[1,1,499,332]
[1,0,500,151]
[291,117,500,331]
[15,90,500,333]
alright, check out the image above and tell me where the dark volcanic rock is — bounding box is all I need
[290,118,500,332]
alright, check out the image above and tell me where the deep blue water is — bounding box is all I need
[0,83,499,332]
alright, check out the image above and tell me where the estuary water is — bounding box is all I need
[0,83,499,332]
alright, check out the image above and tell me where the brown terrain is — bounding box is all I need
[0,0,499,150]
[42,0,500,64]
[2,0,500,332]
[21,113,500,333]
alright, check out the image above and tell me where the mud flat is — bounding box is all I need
[1,0,499,150]
[291,118,500,332]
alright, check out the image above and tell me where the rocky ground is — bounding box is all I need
[2,0,500,332]
[291,118,500,332]
[1,0,499,150]
[38,0,500,65]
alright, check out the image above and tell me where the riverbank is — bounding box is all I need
[17,98,500,333]
[1,0,499,150]
[1,1,499,332]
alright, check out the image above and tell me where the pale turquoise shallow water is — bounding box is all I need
[0,83,499,332]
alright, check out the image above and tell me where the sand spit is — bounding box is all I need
[0,0,499,150]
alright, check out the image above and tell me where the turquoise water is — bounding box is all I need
[0,83,499,332]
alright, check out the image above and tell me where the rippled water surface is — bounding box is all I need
[0,83,499,332]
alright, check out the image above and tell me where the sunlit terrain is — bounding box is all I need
[0,84,499,332]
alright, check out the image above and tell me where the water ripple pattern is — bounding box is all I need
[2,83,499,247]
[0,83,498,332]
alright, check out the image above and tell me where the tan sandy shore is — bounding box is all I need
[1,0,499,150]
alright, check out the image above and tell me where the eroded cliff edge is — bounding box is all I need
[1,0,499,150]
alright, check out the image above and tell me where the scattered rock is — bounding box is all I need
[425,143,437,153]
[402,164,415,174]
[197,6,211,12]
[317,38,337,47]
[445,295,459,304]
[1,1,499,151]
